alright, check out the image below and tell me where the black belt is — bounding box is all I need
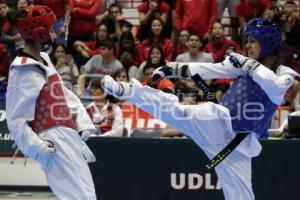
[206,132,250,170]
[190,74,217,102]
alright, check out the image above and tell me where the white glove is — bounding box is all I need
[152,62,190,81]
[101,75,132,97]
[81,130,92,141]
[229,53,261,75]
[36,140,55,169]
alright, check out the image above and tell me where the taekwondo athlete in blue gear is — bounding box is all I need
[101,18,300,200]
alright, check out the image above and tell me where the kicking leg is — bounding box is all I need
[102,75,198,135]
[102,75,233,144]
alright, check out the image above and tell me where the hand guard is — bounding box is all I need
[229,52,249,69]
[80,130,92,141]
[101,75,132,97]
[229,53,261,75]
[152,62,190,81]
[36,140,55,169]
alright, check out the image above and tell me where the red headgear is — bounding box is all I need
[17,5,56,44]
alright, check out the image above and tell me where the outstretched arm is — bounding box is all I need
[152,56,243,81]
[188,57,243,79]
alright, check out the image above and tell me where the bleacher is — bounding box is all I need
[119,0,300,37]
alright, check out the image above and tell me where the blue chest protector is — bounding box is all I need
[219,75,277,138]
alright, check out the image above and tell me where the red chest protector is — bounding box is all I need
[99,105,114,133]
[29,73,76,134]
[86,103,114,134]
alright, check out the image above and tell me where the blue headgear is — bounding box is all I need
[244,18,281,59]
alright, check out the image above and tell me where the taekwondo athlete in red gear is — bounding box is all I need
[6,5,97,200]
[101,18,300,200]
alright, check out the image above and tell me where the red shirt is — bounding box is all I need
[69,0,101,37]
[204,37,242,63]
[236,0,271,22]
[138,1,170,13]
[173,44,186,60]
[175,0,217,38]
[34,0,68,17]
[2,20,11,33]
[137,38,173,62]
[84,41,101,57]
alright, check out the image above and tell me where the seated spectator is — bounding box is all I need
[176,33,214,98]
[1,0,30,58]
[136,45,166,81]
[116,31,141,79]
[0,1,9,25]
[73,22,109,66]
[204,22,241,63]
[141,64,175,94]
[282,0,298,23]
[55,54,79,91]
[34,0,70,45]
[137,18,173,62]
[5,0,32,7]
[67,0,100,58]
[95,0,114,24]
[176,33,214,63]
[263,1,283,23]
[79,39,123,97]
[137,0,170,41]
[101,3,132,41]
[114,68,129,82]
[236,0,271,41]
[277,39,296,73]
[283,0,300,65]
[50,44,68,66]
[136,46,175,93]
[85,79,124,137]
[173,29,190,60]
[14,0,30,50]
[0,1,13,58]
